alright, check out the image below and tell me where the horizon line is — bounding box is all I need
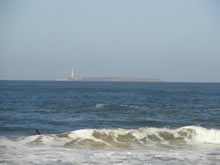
[1,79,220,83]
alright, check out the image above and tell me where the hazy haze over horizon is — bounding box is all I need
[1,0,220,82]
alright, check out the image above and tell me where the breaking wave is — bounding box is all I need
[22,126,220,149]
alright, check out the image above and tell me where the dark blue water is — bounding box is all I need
[1,80,220,136]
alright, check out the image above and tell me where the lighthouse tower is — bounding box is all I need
[71,68,74,79]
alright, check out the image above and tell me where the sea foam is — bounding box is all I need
[18,126,220,149]
[1,126,220,165]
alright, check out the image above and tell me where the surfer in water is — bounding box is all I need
[34,129,40,135]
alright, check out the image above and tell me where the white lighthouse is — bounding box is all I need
[71,68,74,79]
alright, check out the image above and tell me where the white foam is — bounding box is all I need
[1,126,220,165]
[180,126,220,145]
[68,129,94,139]
[95,104,106,108]
[1,140,219,165]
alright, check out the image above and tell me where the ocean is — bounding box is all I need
[0,80,220,165]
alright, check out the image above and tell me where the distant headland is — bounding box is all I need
[56,68,161,82]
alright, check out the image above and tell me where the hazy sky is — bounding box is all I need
[1,0,220,82]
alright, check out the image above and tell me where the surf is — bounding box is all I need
[18,126,220,149]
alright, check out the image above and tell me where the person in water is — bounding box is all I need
[34,129,40,135]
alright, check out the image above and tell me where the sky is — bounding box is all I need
[0,0,220,82]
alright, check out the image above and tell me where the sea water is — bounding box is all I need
[0,81,220,165]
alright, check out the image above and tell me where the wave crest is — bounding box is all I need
[24,126,220,149]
